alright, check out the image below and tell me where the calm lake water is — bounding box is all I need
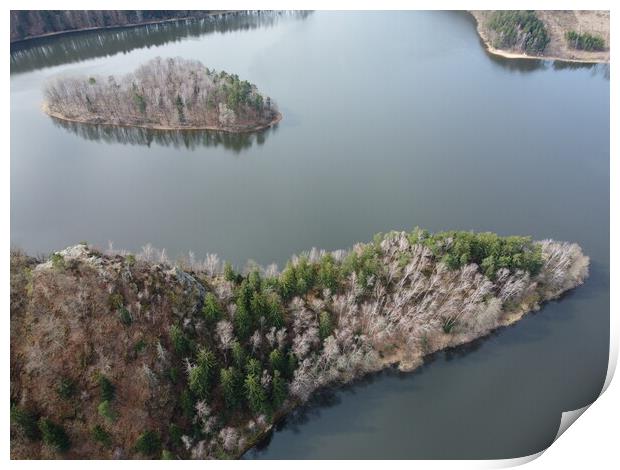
[10,11,609,459]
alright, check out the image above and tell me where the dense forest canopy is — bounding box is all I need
[10,10,223,42]
[11,229,588,458]
[44,57,279,132]
[487,10,550,55]
[418,230,543,279]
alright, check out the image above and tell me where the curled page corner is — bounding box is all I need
[488,450,545,468]
[505,332,618,466]
[554,405,591,442]
[488,404,594,468]
[543,334,620,453]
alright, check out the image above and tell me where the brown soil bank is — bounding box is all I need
[471,10,610,63]
[10,230,588,459]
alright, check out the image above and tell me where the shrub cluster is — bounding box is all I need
[10,404,40,440]
[135,430,161,457]
[91,425,112,447]
[565,31,605,51]
[57,377,76,400]
[11,404,72,453]
[97,375,116,421]
[38,418,71,452]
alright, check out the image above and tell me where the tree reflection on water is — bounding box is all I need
[11,11,312,75]
[50,116,278,153]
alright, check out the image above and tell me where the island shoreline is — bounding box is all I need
[42,104,283,135]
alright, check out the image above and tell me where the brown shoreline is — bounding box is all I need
[10,11,238,45]
[469,11,610,65]
[42,104,282,135]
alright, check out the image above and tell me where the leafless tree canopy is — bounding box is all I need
[44,57,279,131]
[106,231,589,413]
[10,231,588,458]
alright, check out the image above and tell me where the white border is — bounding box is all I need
[4,1,616,467]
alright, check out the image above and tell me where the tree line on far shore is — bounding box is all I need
[10,10,220,42]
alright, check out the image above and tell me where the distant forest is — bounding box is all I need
[10,10,225,42]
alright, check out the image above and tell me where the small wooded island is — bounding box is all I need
[10,229,588,459]
[43,57,281,133]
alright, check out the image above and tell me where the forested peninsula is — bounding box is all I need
[470,10,610,63]
[43,58,281,133]
[10,229,588,459]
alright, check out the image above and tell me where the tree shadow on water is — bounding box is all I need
[249,370,397,456]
